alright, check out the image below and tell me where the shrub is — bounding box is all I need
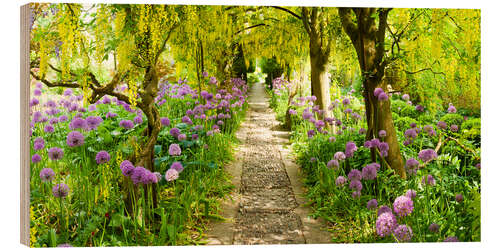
[441,113,465,127]
[394,116,418,131]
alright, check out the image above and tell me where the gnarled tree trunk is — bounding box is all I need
[339,7,406,178]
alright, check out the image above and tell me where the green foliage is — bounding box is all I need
[440,113,464,126]
[394,116,418,131]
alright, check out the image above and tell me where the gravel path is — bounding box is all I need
[205,81,331,245]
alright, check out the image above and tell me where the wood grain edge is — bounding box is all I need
[20,3,31,247]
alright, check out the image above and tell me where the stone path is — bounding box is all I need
[204,81,331,245]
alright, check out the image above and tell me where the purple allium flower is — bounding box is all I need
[376,212,397,237]
[335,176,347,187]
[345,141,357,158]
[177,133,187,141]
[95,150,110,164]
[378,92,389,101]
[44,124,54,133]
[444,236,459,242]
[393,224,413,242]
[475,163,481,170]
[59,115,68,122]
[52,183,69,198]
[181,115,193,125]
[418,149,438,162]
[362,164,378,180]
[120,160,135,177]
[289,109,297,115]
[377,205,392,216]
[374,88,384,98]
[48,147,64,160]
[170,161,184,173]
[57,243,73,247]
[405,189,417,199]
[402,94,410,101]
[344,108,352,114]
[66,131,85,147]
[202,71,208,77]
[168,143,182,156]
[447,104,457,113]
[370,138,381,148]
[33,137,45,150]
[31,154,42,163]
[131,166,148,185]
[169,127,181,138]
[393,195,414,217]
[192,134,198,140]
[405,158,419,175]
[310,157,317,163]
[327,159,339,169]
[348,169,362,181]
[34,88,42,96]
[165,168,179,182]
[142,171,158,185]
[378,142,389,157]
[328,136,336,143]
[455,193,463,203]
[415,105,425,112]
[352,191,361,199]
[30,98,39,107]
[349,179,363,191]
[49,117,59,125]
[450,124,459,132]
[69,117,87,130]
[364,140,372,148]
[209,76,217,85]
[359,128,367,134]
[404,129,417,139]
[39,168,55,182]
[307,129,316,138]
[378,130,386,138]
[106,112,117,119]
[422,174,436,186]
[334,151,346,161]
[119,120,134,130]
[437,121,447,130]
[302,110,313,120]
[342,98,350,105]
[133,115,143,124]
[367,199,378,210]
[429,223,440,233]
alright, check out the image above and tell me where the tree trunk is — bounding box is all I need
[339,8,406,178]
[309,36,331,119]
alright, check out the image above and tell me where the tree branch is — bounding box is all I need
[234,23,268,35]
[404,68,445,76]
[270,6,302,20]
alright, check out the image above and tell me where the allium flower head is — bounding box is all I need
[44,124,54,133]
[349,179,363,191]
[378,130,386,138]
[405,158,419,175]
[345,141,357,158]
[402,94,410,101]
[120,160,135,176]
[376,212,397,237]
[367,199,378,210]
[177,133,187,141]
[48,147,64,160]
[66,131,85,147]
[415,105,424,112]
[378,92,389,101]
[405,129,417,139]
[348,169,362,181]
[447,104,457,113]
[393,195,414,217]
[95,150,110,164]
[335,176,347,187]
[393,224,413,242]
[377,205,392,216]
[181,115,193,125]
[429,223,440,233]
[334,151,346,161]
[170,161,184,173]
[169,127,181,138]
[455,193,463,203]
[134,116,143,124]
[327,159,339,169]
[418,149,438,162]
[168,143,182,156]
[437,121,447,130]
[69,117,87,130]
[352,191,361,199]
[165,168,179,182]
[362,164,378,180]
[52,183,69,198]
[342,98,350,105]
[374,88,384,98]
[131,166,147,185]
[328,136,336,143]
[40,168,55,182]
[450,124,459,132]
[32,154,42,163]
[33,137,45,150]
[119,120,134,129]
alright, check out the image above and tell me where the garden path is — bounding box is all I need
[204,81,331,245]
